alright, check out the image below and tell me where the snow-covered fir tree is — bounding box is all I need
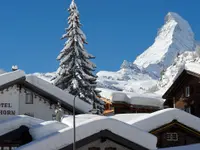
[54,0,104,114]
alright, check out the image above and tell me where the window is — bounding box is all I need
[185,107,191,114]
[24,112,34,117]
[88,147,100,150]
[52,114,56,120]
[26,92,33,104]
[3,147,9,150]
[105,148,117,150]
[166,133,178,141]
[11,147,17,150]
[185,86,190,97]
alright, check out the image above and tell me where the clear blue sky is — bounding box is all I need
[0,0,200,73]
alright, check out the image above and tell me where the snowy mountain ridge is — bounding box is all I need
[134,12,196,76]
[156,51,200,95]
[95,12,200,96]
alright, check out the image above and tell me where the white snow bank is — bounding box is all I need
[61,114,101,127]
[159,144,200,150]
[0,70,25,87]
[128,108,200,132]
[112,92,164,108]
[18,117,157,150]
[185,62,200,75]
[0,115,43,136]
[29,121,68,140]
[26,75,92,113]
[110,113,148,123]
[97,88,116,100]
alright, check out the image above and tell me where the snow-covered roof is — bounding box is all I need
[0,115,43,136]
[184,62,200,75]
[159,143,200,150]
[0,70,93,113]
[29,121,68,140]
[1,110,200,150]
[112,92,164,108]
[18,116,157,150]
[162,62,200,99]
[0,70,25,89]
[110,113,149,123]
[97,88,116,100]
[25,75,92,113]
[128,108,200,132]
[0,115,157,150]
[97,87,164,108]
[61,114,101,127]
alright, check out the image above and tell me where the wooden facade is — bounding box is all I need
[99,97,114,116]
[163,70,200,117]
[0,126,32,150]
[113,102,160,114]
[150,120,200,148]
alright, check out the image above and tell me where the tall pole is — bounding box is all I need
[73,95,76,150]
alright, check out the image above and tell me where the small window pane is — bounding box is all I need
[11,147,17,150]
[166,133,178,141]
[88,148,100,150]
[105,148,117,150]
[185,86,190,97]
[3,147,9,150]
[26,92,33,104]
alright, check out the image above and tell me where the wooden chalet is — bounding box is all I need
[130,108,200,148]
[113,102,160,114]
[111,93,162,114]
[163,65,200,118]
[150,120,200,148]
[99,97,114,116]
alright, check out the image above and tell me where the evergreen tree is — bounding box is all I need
[54,0,104,114]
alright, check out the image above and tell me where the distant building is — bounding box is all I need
[112,92,163,114]
[0,70,92,121]
[98,88,163,115]
[163,63,200,118]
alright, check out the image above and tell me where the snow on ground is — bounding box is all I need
[159,144,200,150]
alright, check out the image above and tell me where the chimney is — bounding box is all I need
[12,65,18,71]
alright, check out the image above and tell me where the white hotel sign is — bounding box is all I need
[0,103,16,115]
[0,90,19,119]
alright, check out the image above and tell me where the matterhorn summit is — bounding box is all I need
[134,12,196,77]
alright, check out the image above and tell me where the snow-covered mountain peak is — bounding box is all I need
[134,12,196,77]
